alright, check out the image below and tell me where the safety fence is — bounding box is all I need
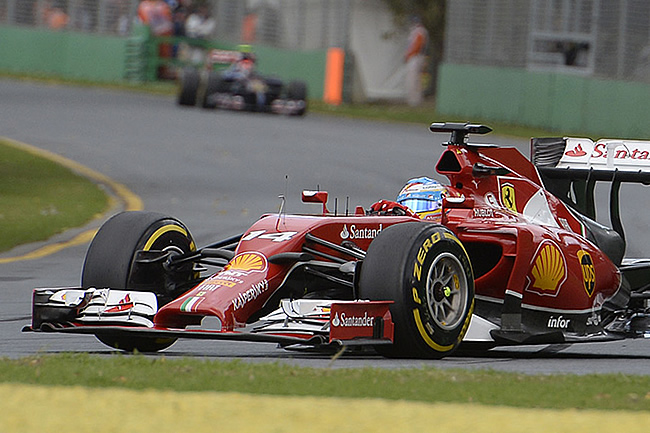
[0,0,358,100]
[0,0,353,50]
[0,0,137,35]
[438,0,650,137]
[445,0,650,84]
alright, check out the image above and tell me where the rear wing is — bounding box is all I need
[208,49,242,66]
[542,137,650,172]
[531,137,650,242]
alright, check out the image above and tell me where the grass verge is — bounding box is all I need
[307,99,561,138]
[1,353,649,411]
[0,139,109,253]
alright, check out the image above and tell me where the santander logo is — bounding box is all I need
[565,143,587,157]
[564,141,650,161]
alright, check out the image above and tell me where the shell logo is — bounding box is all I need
[224,252,268,273]
[527,241,566,296]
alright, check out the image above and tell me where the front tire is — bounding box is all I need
[286,81,307,116]
[358,222,474,358]
[82,211,196,352]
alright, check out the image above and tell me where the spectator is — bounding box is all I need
[138,0,174,78]
[185,4,215,39]
[171,6,187,58]
[185,4,216,65]
[138,0,173,37]
[172,6,187,37]
[39,0,69,30]
[404,15,429,106]
[241,12,257,43]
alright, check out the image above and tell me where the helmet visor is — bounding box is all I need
[399,198,440,213]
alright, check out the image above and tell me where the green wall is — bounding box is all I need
[0,25,327,99]
[0,26,130,81]
[437,63,650,139]
[251,46,327,100]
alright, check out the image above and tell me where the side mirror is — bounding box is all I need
[302,190,330,214]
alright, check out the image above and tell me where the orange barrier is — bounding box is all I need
[323,47,344,105]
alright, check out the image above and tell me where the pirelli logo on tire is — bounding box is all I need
[408,226,475,355]
[413,230,469,283]
[413,232,441,282]
[357,222,474,359]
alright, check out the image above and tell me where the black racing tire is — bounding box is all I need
[286,80,307,116]
[82,211,197,352]
[177,67,200,106]
[358,222,474,359]
[94,333,177,354]
[265,77,283,103]
[201,71,223,109]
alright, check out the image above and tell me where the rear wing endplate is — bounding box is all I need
[531,137,650,243]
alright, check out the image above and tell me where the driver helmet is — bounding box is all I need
[397,177,446,221]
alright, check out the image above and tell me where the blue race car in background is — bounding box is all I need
[177,49,307,116]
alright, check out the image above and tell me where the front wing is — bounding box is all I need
[24,288,395,350]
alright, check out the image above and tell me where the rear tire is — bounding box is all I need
[358,222,474,358]
[82,211,196,352]
[177,67,200,106]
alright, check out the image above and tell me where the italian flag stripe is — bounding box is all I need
[180,297,200,312]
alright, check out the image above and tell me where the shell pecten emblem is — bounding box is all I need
[224,252,268,274]
[527,241,567,296]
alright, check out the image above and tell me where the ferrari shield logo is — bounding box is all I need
[500,184,517,213]
[577,250,596,297]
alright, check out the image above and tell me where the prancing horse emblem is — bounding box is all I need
[501,184,517,213]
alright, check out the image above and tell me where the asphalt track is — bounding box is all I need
[1,79,649,375]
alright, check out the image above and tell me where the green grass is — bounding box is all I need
[0,70,177,95]
[308,99,560,138]
[0,140,109,252]
[1,353,649,411]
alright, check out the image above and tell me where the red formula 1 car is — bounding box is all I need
[25,123,650,358]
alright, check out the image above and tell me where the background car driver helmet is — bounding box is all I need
[396,177,446,221]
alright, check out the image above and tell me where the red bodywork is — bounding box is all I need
[154,143,620,332]
[437,145,620,313]
[155,214,410,330]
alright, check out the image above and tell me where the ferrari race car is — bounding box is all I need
[25,123,650,358]
[177,49,307,116]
